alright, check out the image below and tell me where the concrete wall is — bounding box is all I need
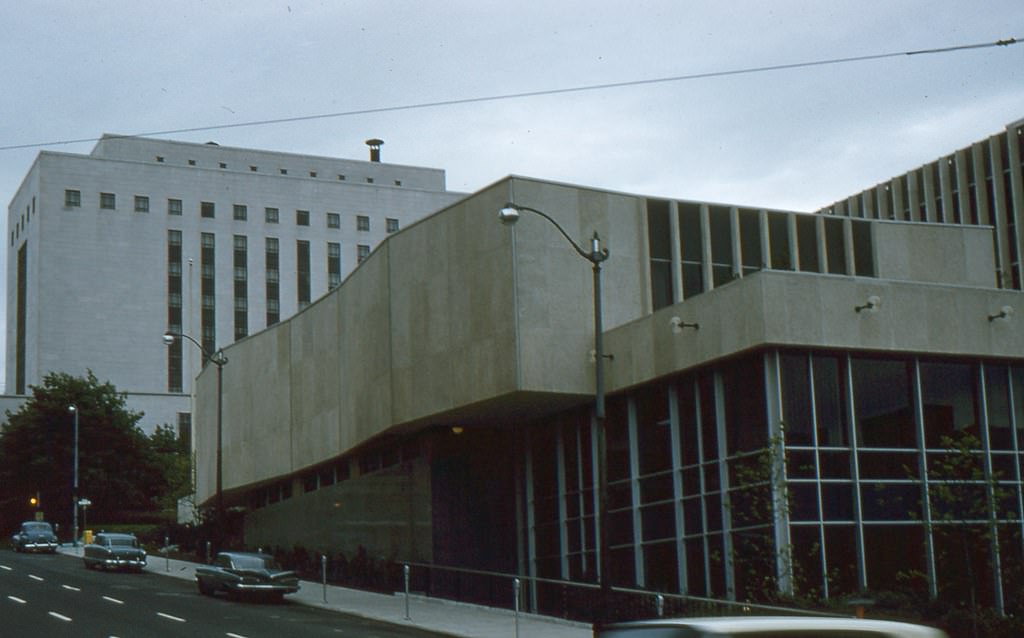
[874,221,998,288]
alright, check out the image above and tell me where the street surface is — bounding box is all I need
[0,549,449,638]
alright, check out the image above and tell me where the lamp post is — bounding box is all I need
[498,203,611,624]
[163,331,228,515]
[68,404,79,548]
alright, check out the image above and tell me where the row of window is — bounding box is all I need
[63,189,400,233]
[152,153,403,186]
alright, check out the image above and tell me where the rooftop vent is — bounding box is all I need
[365,138,384,162]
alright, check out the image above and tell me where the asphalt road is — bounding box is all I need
[0,549,450,638]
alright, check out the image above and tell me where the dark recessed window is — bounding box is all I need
[100,192,116,210]
[201,201,215,218]
[188,159,196,166]
[394,180,402,186]
[280,168,288,175]
[296,209,309,226]
[265,207,279,224]
[357,244,370,262]
[168,198,183,216]
[134,195,150,213]
[64,189,81,207]
[337,174,346,181]
[357,215,370,232]
[327,213,340,229]
[233,204,248,221]
[156,156,165,163]
[250,165,258,172]
[366,177,374,184]
[386,218,399,233]
[309,171,317,178]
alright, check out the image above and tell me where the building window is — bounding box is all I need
[188,159,196,166]
[680,202,705,298]
[309,171,318,178]
[357,244,370,263]
[200,233,216,359]
[296,209,310,226]
[167,230,184,393]
[134,195,150,213]
[357,215,370,231]
[279,168,288,175]
[337,174,346,181]
[156,156,165,163]
[386,218,399,233]
[234,235,248,340]
[647,199,673,310]
[366,177,374,184]
[328,242,341,289]
[394,180,402,186]
[233,204,248,221]
[327,213,341,229]
[65,189,81,207]
[201,201,215,218]
[177,413,192,448]
[100,192,116,210]
[250,165,258,172]
[219,162,227,169]
[265,237,280,326]
[168,198,183,216]
[297,240,311,309]
[265,207,279,224]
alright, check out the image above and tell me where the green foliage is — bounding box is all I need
[0,371,189,534]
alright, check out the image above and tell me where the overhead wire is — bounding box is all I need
[0,36,1018,153]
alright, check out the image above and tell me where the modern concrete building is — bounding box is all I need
[5,135,463,434]
[191,117,1024,618]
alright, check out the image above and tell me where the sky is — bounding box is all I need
[0,1,1022,389]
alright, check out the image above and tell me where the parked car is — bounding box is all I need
[597,616,948,637]
[82,532,147,571]
[10,521,58,553]
[195,552,300,601]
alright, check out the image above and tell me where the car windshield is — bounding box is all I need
[231,555,279,570]
[23,523,53,533]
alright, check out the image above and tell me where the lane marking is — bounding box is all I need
[62,584,81,592]
[227,634,251,638]
[157,611,186,623]
[103,595,124,604]
[28,574,44,581]
[7,596,27,604]
[0,565,12,571]
[48,611,72,622]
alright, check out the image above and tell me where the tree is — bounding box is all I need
[0,371,175,534]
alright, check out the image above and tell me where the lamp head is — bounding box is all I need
[498,204,521,225]
[68,405,76,413]
[162,332,176,346]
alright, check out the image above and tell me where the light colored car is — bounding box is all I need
[10,521,58,553]
[195,552,300,601]
[597,616,948,637]
[83,532,147,571]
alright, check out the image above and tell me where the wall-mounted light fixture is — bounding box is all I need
[670,316,700,333]
[855,295,881,313]
[450,426,465,435]
[988,305,1014,322]
[589,349,615,363]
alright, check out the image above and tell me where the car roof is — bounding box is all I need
[604,616,945,637]
[97,532,136,539]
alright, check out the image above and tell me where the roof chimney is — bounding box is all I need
[365,138,384,162]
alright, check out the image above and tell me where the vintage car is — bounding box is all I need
[11,521,59,553]
[597,616,948,637]
[195,552,300,600]
[82,532,147,571]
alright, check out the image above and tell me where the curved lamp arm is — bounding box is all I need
[499,203,609,265]
[163,331,228,367]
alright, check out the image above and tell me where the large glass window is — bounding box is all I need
[768,212,792,270]
[851,220,875,277]
[796,215,819,272]
[824,217,846,275]
[709,206,733,287]
[814,355,848,447]
[722,356,767,454]
[679,203,704,298]
[852,357,913,448]
[920,360,979,448]
[647,199,673,310]
[739,209,761,275]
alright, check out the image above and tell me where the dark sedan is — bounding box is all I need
[83,532,147,571]
[195,552,300,601]
[10,521,58,553]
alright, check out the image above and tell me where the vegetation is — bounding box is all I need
[0,371,191,536]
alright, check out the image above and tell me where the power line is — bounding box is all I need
[0,37,1018,153]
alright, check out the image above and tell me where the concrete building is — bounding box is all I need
[5,135,463,434]
[191,118,1024,618]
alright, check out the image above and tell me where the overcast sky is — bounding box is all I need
[0,1,1022,390]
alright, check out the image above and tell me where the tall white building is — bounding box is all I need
[5,135,464,435]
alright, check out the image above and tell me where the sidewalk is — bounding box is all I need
[59,546,593,638]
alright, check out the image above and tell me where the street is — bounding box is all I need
[0,549,449,638]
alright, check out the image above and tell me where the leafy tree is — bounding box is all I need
[0,371,177,535]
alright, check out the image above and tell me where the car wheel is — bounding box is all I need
[197,578,214,596]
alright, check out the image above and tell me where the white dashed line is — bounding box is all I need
[48,611,72,622]
[0,564,12,571]
[102,595,124,604]
[62,584,81,592]
[227,633,250,638]
[28,574,44,581]
[157,612,186,623]
[7,596,26,604]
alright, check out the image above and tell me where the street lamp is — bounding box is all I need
[68,404,78,548]
[163,330,228,515]
[498,203,612,622]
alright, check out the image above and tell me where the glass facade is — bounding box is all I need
[521,349,1024,609]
